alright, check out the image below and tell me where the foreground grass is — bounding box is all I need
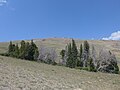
[0,56,120,90]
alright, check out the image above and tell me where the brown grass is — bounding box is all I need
[0,56,120,90]
[0,38,120,90]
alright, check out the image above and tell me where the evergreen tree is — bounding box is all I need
[14,44,19,58]
[84,40,89,53]
[11,44,16,57]
[19,40,26,59]
[77,44,83,67]
[71,39,78,68]
[24,42,30,60]
[66,43,72,67]
[8,41,16,57]
[80,44,83,58]
[66,39,78,68]
[34,49,39,60]
[27,40,38,60]
[60,49,65,60]
[87,57,95,71]
[8,41,13,54]
[82,40,90,67]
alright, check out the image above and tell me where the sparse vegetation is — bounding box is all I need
[0,56,120,90]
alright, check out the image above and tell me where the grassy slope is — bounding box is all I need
[1,38,120,60]
[0,56,120,90]
[0,38,120,90]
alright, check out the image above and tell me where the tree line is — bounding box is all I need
[60,39,119,74]
[0,39,119,74]
[1,40,39,61]
[1,40,57,65]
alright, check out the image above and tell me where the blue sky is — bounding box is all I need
[0,0,120,41]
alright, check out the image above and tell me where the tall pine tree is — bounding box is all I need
[66,39,78,68]
[14,44,19,58]
[77,44,83,67]
[19,40,26,59]
[84,40,89,53]
[66,43,72,67]
[8,41,13,54]
[71,39,78,68]
[82,40,90,67]
[27,40,38,60]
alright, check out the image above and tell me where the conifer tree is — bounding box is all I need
[80,44,83,58]
[82,40,90,67]
[27,40,38,60]
[71,39,78,68]
[66,39,78,68]
[34,49,39,60]
[24,42,30,60]
[8,41,16,57]
[77,44,83,67]
[88,57,95,71]
[66,43,72,67]
[8,41,13,54]
[60,49,65,60]
[84,40,89,53]
[14,44,19,58]
[19,40,26,59]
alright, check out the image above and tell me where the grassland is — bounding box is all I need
[0,38,120,90]
[0,56,120,90]
[1,38,120,60]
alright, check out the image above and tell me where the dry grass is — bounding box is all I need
[0,56,120,90]
[0,38,120,90]
[1,38,120,60]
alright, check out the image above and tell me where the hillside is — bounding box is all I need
[0,56,120,90]
[1,38,120,61]
[0,38,120,90]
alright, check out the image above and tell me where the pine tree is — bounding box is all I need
[66,39,78,68]
[24,42,30,60]
[71,39,78,68]
[82,40,90,67]
[34,49,39,60]
[8,41,13,54]
[77,44,83,67]
[84,40,89,53]
[8,41,16,57]
[19,40,26,59]
[27,40,38,60]
[66,43,72,67]
[14,44,19,58]
[88,57,95,71]
[80,44,83,58]
[60,49,65,60]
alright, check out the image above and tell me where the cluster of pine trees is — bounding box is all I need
[6,40,39,61]
[60,39,119,73]
[0,39,119,74]
[60,39,95,71]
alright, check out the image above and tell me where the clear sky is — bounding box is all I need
[0,0,120,42]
